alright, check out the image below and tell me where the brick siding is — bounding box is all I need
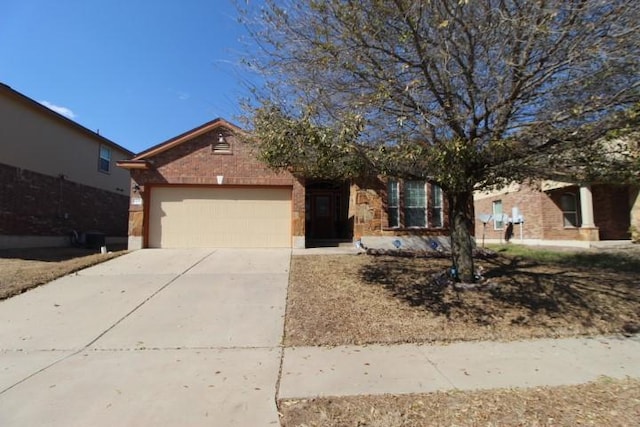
[592,184,631,240]
[0,162,129,237]
[133,131,295,186]
[127,129,305,240]
[474,183,634,242]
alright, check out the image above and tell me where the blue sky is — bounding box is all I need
[1,0,257,153]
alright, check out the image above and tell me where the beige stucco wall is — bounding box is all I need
[474,181,575,201]
[0,89,131,195]
[474,182,523,201]
[540,180,575,192]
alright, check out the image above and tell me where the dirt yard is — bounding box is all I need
[280,377,640,427]
[285,250,640,346]
[0,246,127,300]
[281,247,640,426]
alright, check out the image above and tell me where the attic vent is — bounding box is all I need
[212,133,231,153]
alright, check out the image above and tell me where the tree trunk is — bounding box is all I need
[449,191,475,282]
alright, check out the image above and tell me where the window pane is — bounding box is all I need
[100,146,111,160]
[388,209,399,228]
[564,213,578,227]
[405,208,426,227]
[387,181,399,227]
[431,208,443,228]
[404,181,425,207]
[404,181,426,227]
[430,185,443,227]
[560,194,578,227]
[493,201,502,215]
[493,200,503,229]
[99,158,110,172]
[431,185,442,208]
[387,181,398,206]
[560,194,576,211]
[99,146,111,172]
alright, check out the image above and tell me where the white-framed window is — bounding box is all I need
[493,200,504,230]
[404,181,426,227]
[560,193,579,227]
[430,184,443,228]
[387,180,438,228]
[387,180,400,228]
[99,145,111,173]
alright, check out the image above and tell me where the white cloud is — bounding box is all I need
[39,100,76,119]
[168,88,190,101]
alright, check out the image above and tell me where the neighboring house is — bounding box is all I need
[0,83,133,249]
[118,118,450,250]
[474,181,640,247]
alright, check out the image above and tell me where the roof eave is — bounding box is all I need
[132,118,245,160]
[116,160,151,170]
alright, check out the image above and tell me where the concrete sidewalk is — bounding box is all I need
[279,335,640,399]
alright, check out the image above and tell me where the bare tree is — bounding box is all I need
[239,0,640,282]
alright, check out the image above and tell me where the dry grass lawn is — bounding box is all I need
[279,377,640,427]
[0,246,127,300]
[283,247,640,426]
[285,249,640,346]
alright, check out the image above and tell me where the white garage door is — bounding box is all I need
[149,186,292,248]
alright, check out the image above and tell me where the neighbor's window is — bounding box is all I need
[430,184,443,228]
[560,193,579,227]
[493,200,504,229]
[99,145,111,173]
[387,180,400,228]
[404,181,426,227]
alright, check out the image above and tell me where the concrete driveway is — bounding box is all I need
[0,248,290,426]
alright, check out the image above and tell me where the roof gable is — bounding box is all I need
[131,118,243,161]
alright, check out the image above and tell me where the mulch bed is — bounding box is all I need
[365,247,497,259]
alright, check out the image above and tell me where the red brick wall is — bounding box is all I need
[474,183,634,242]
[0,162,129,237]
[543,187,584,240]
[132,131,295,186]
[128,129,305,240]
[592,184,631,240]
[473,184,586,241]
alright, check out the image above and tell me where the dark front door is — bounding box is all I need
[310,193,335,239]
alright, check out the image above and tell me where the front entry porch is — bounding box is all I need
[305,180,352,247]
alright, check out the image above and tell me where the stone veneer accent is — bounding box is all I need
[349,176,451,247]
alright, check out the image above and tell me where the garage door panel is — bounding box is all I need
[149,187,291,248]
